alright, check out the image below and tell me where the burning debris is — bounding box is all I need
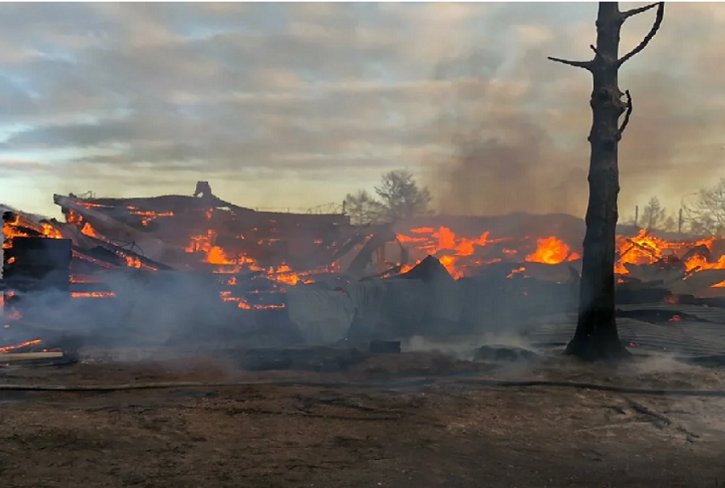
[2,182,725,355]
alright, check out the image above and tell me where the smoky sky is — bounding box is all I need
[0,3,722,219]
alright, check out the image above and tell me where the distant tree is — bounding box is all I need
[344,170,432,224]
[641,196,666,230]
[662,214,677,232]
[343,190,384,225]
[374,170,431,222]
[684,178,725,236]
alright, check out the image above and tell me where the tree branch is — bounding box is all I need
[547,56,593,70]
[618,90,633,136]
[617,2,665,67]
[589,44,599,56]
[621,2,660,19]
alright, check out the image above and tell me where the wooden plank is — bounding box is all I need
[0,351,64,361]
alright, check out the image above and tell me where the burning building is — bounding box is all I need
[2,182,725,355]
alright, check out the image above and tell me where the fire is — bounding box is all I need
[0,338,42,353]
[206,246,234,265]
[40,223,63,239]
[396,226,499,278]
[614,229,725,276]
[78,202,109,209]
[70,275,100,284]
[507,266,526,278]
[525,236,580,265]
[66,209,83,224]
[81,222,98,238]
[269,264,313,286]
[129,209,174,226]
[70,291,116,298]
[185,230,215,254]
[395,224,725,286]
[185,229,316,285]
[2,214,63,253]
[219,290,285,310]
[124,255,142,269]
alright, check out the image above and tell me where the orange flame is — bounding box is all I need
[124,255,142,269]
[2,214,63,253]
[525,236,580,265]
[206,246,234,265]
[396,226,498,278]
[80,222,98,238]
[614,229,724,276]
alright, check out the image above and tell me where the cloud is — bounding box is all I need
[0,3,722,219]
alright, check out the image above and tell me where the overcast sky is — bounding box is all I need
[0,2,723,220]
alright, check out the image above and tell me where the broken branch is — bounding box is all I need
[621,2,660,19]
[618,2,665,67]
[618,90,633,136]
[547,56,593,70]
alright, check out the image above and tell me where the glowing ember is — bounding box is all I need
[507,266,526,278]
[0,338,42,353]
[70,291,116,298]
[70,275,100,284]
[218,290,285,310]
[270,264,311,286]
[78,202,109,209]
[128,209,175,226]
[185,230,215,254]
[525,236,580,265]
[124,255,142,269]
[66,209,83,224]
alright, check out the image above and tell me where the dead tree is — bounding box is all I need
[549,2,665,360]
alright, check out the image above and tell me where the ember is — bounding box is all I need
[0,338,42,353]
[70,291,116,298]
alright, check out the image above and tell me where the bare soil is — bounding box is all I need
[1,351,724,487]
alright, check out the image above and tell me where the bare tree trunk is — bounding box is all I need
[549,2,664,360]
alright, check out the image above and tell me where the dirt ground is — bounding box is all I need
[1,350,725,488]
